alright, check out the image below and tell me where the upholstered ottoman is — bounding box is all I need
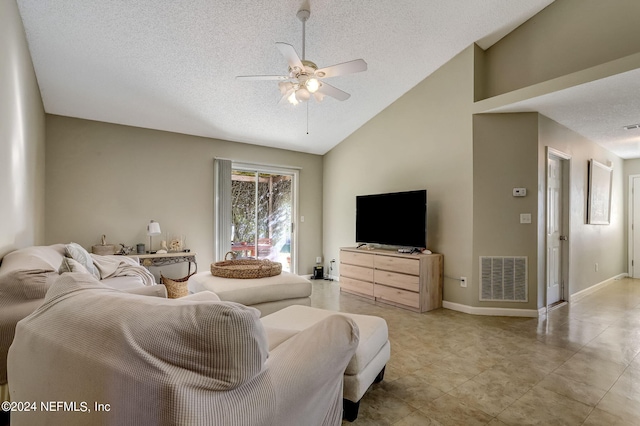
[187,271,312,316]
[261,305,390,421]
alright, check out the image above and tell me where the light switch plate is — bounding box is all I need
[520,213,532,224]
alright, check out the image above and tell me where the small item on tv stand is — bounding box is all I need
[356,244,375,250]
[397,247,431,254]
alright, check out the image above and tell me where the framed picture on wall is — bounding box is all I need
[587,159,613,225]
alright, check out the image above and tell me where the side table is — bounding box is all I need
[129,252,198,275]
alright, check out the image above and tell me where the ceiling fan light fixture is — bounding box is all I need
[295,87,311,101]
[279,81,294,95]
[306,77,320,93]
[287,91,299,105]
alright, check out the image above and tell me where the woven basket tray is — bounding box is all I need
[211,258,282,279]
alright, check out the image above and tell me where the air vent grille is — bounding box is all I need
[480,256,527,302]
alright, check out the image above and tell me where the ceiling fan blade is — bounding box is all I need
[316,59,367,78]
[276,42,304,71]
[316,82,351,101]
[236,75,289,81]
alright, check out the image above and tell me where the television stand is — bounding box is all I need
[339,247,443,312]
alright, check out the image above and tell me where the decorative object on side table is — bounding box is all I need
[146,220,162,253]
[118,244,134,255]
[156,240,169,254]
[168,235,185,252]
[92,234,116,255]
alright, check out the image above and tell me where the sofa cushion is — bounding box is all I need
[0,244,65,273]
[0,269,58,300]
[37,273,269,390]
[65,243,100,279]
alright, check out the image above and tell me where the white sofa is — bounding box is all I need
[0,244,162,399]
[7,273,359,426]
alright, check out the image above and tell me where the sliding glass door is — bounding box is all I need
[229,166,296,273]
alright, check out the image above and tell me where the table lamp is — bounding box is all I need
[147,220,161,253]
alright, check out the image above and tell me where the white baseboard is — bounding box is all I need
[569,273,628,303]
[442,301,538,317]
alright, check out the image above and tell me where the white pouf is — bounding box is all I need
[188,271,312,316]
[261,305,390,421]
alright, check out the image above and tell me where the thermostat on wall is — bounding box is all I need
[513,188,527,197]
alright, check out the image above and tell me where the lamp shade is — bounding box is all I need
[147,220,161,236]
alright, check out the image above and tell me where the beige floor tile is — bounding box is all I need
[535,372,607,406]
[392,410,444,425]
[595,365,640,424]
[555,351,626,391]
[583,407,637,426]
[447,378,518,416]
[378,374,444,409]
[353,386,417,425]
[392,411,442,426]
[497,387,592,425]
[409,363,475,393]
[415,394,493,426]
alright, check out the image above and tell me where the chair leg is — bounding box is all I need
[374,365,386,383]
[343,398,360,422]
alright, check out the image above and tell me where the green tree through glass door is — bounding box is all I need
[231,170,293,272]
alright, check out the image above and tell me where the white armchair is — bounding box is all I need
[7,273,359,425]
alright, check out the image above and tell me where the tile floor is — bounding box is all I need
[308,277,640,425]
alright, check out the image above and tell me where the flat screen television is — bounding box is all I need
[356,190,427,248]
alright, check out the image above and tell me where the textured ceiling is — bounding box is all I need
[16,0,557,155]
[486,68,640,159]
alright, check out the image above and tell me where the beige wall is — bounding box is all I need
[482,0,640,98]
[325,0,636,312]
[538,115,626,297]
[0,0,46,258]
[45,115,323,277]
[473,113,540,310]
[323,46,476,305]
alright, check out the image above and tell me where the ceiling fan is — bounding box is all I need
[236,0,367,105]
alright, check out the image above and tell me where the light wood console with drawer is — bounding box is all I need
[340,247,443,312]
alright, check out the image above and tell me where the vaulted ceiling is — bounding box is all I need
[20,0,640,159]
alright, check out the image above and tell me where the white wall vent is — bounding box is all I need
[480,256,527,302]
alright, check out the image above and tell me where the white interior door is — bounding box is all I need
[632,177,640,278]
[546,150,570,306]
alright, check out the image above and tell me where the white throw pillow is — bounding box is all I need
[65,243,100,279]
[58,257,90,274]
